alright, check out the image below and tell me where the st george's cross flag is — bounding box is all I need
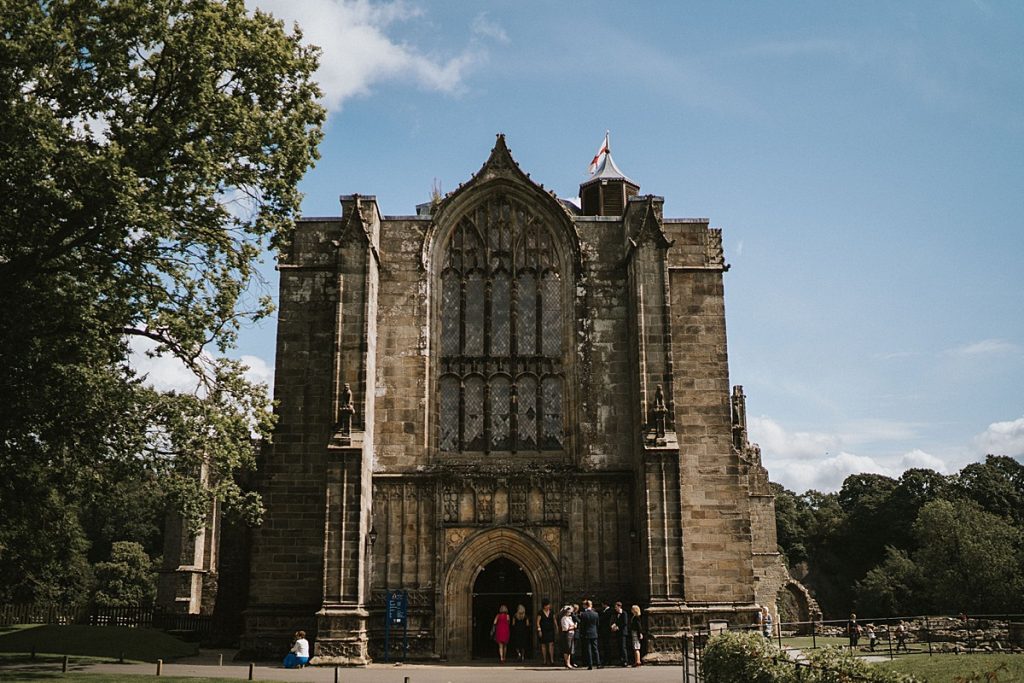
[588,132,610,174]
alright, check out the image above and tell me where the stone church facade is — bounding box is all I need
[241,136,790,663]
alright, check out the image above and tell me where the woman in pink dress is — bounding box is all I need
[493,604,511,662]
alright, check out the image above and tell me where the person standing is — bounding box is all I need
[536,599,556,665]
[283,630,309,668]
[578,599,601,670]
[847,613,860,650]
[629,605,644,667]
[610,602,629,667]
[493,604,511,663]
[761,606,773,640]
[895,622,909,652]
[560,605,577,669]
[510,604,530,662]
[571,603,582,667]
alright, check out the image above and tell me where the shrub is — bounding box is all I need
[701,633,923,683]
[701,631,792,683]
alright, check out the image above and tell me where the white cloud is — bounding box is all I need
[240,354,275,392]
[250,0,485,111]
[128,336,203,394]
[973,416,1024,457]
[129,337,274,396]
[749,415,840,461]
[471,13,509,44]
[897,448,948,473]
[946,338,1021,356]
[749,416,950,491]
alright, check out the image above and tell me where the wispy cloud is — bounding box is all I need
[471,12,509,44]
[740,38,854,59]
[946,338,1021,356]
[251,0,487,112]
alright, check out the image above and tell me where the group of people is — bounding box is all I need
[493,598,645,669]
[847,613,910,652]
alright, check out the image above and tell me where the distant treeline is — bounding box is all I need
[772,454,1024,619]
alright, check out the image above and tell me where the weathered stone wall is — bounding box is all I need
[662,219,755,605]
[244,137,785,664]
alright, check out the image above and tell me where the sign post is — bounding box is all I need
[383,590,409,663]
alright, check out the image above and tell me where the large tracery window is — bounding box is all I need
[437,195,565,454]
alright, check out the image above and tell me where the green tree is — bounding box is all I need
[854,546,924,617]
[92,541,155,607]
[952,455,1024,526]
[913,499,1024,614]
[0,0,324,602]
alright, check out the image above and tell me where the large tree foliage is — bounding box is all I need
[0,0,324,602]
[775,456,1024,618]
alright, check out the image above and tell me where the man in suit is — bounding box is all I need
[578,599,601,670]
[610,601,629,666]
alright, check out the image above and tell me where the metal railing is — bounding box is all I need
[677,613,1024,682]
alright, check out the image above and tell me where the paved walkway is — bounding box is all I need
[3,650,695,683]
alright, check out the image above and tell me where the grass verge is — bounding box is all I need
[875,653,1024,681]
[0,626,198,662]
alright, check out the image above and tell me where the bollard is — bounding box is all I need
[404,677,410,683]
[120,651,125,664]
[62,655,68,673]
[156,659,163,676]
[248,662,255,680]
[219,653,223,666]
[334,666,339,683]
[683,634,689,682]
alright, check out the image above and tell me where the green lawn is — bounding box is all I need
[0,674,289,683]
[876,653,1024,681]
[0,625,198,662]
[780,635,851,650]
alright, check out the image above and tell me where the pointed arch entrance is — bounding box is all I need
[471,557,532,658]
[443,527,560,660]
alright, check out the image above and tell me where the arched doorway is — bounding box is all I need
[443,527,561,660]
[471,557,533,659]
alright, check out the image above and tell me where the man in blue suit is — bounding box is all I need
[578,599,601,670]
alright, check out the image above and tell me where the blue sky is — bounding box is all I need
[213,0,1024,492]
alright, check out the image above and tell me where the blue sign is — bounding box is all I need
[383,589,409,662]
[386,590,408,623]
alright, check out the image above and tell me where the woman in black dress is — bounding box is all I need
[510,604,530,662]
[536,599,556,665]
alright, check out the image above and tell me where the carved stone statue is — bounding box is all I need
[650,384,668,439]
[338,383,355,436]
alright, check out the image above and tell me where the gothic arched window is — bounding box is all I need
[437,195,565,453]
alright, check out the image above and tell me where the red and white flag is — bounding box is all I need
[588,132,610,174]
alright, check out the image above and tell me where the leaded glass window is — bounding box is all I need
[437,194,566,453]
